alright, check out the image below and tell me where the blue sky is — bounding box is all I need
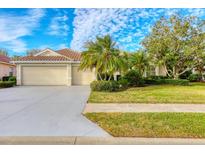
[0,8,205,56]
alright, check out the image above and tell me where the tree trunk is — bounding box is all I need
[98,73,103,81]
[104,73,107,81]
[198,69,204,81]
[173,74,179,79]
[173,66,179,79]
[108,75,112,81]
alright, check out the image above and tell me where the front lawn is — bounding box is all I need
[88,82,205,104]
[85,112,205,138]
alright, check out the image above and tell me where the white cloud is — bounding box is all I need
[187,8,205,17]
[58,43,68,49]
[71,8,205,52]
[2,39,27,52]
[48,13,69,36]
[0,8,45,53]
[39,43,68,51]
[70,8,165,51]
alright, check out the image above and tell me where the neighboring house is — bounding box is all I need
[0,55,16,80]
[13,48,96,86]
[144,65,167,77]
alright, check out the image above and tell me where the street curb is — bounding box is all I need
[1,137,205,145]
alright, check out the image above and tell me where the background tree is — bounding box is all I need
[26,49,41,56]
[0,48,9,56]
[80,35,128,80]
[142,14,205,79]
[191,30,205,80]
[128,50,149,76]
[11,55,21,60]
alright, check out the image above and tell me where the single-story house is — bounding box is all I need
[13,48,96,86]
[0,55,16,80]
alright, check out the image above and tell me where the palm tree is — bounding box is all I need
[80,35,128,80]
[129,50,149,76]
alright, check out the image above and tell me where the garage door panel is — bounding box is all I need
[72,66,94,85]
[22,66,68,85]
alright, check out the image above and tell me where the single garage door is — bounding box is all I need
[22,66,68,85]
[72,66,95,85]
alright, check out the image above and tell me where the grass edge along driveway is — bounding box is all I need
[85,112,205,138]
[88,83,205,104]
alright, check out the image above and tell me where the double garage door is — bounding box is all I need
[21,65,94,86]
[22,66,68,86]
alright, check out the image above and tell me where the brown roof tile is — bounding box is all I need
[0,55,10,63]
[57,49,81,61]
[15,56,70,61]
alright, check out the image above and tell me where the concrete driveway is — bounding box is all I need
[0,86,109,136]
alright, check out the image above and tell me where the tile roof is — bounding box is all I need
[0,55,10,63]
[57,49,81,61]
[13,48,81,62]
[15,56,70,61]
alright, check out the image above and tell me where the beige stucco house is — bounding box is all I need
[0,55,16,80]
[13,48,96,86]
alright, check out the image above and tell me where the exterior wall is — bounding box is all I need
[38,50,60,56]
[155,65,167,76]
[0,63,16,79]
[72,64,96,85]
[16,64,21,85]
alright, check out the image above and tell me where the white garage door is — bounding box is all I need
[22,66,68,85]
[72,66,95,85]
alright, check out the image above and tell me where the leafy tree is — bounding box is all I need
[128,50,149,76]
[142,14,205,79]
[80,35,128,80]
[191,32,205,80]
[26,49,41,56]
[0,48,8,56]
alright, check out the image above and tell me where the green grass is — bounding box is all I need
[88,82,205,104]
[85,112,205,138]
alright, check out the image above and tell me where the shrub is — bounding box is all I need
[8,76,16,82]
[188,74,201,82]
[118,78,128,90]
[90,80,120,92]
[144,79,189,86]
[2,76,10,81]
[0,81,16,88]
[123,70,144,87]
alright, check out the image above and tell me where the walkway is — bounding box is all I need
[84,103,205,113]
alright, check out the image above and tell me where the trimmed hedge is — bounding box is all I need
[0,81,16,88]
[144,79,189,86]
[148,75,170,80]
[2,76,10,81]
[90,80,118,92]
[8,76,16,82]
[90,80,128,92]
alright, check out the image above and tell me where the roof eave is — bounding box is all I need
[0,61,16,66]
[11,60,81,64]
